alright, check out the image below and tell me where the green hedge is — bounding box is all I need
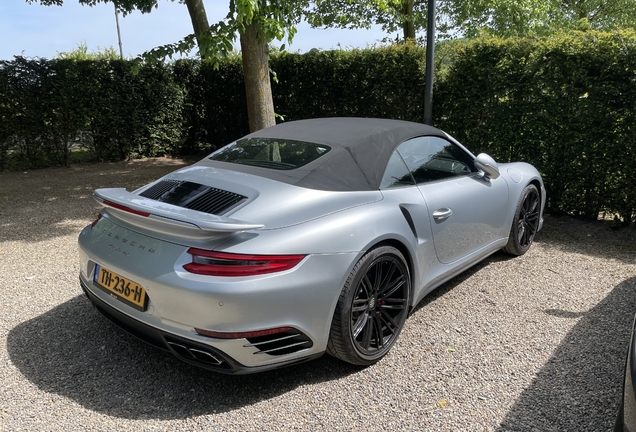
[1,31,635,224]
[271,44,427,121]
[0,58,184,167]
[436,30,636,224]
[172,59,249,155]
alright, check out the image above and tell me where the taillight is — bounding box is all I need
[194,327,293,339]
[90,213,103,229]
[183,248,305,276]
[102,200,150,217]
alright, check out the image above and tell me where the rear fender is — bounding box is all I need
[215,201,432,307]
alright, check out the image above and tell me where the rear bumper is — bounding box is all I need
[77,255,352,371]
[80,278,322,374]
[77,217,359,372]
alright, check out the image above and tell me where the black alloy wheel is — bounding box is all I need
[504,184,540,256]
[327,246,411,365]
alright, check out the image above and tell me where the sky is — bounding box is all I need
[0,0,394,60]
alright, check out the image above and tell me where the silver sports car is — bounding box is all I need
[78,118,545,374]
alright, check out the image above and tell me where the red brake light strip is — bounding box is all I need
[102,200,150,217]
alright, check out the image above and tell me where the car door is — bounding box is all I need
[396,136,509,264]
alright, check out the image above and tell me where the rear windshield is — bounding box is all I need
[210,138,331,170]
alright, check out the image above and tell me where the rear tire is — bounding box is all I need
[504,184,540,256]
[327,246,411,366]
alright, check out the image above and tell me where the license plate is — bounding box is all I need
[93,264,148,311]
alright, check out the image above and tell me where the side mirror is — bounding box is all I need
[474,153,500,181]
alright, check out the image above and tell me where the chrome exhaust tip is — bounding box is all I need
[166,341,223,365]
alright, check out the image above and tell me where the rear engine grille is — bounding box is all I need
[244,329,313,356]
[139,180,183,200]
[184,187,246,215]
[138,180,246,216]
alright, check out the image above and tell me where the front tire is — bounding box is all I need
[327,246,411,366]
[504,183,540,256]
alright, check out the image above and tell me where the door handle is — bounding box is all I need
[433,208,453,221]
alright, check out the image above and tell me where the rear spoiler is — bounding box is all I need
[93,188,263,233]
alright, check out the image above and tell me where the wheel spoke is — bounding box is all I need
[523,192,538,214]
[378,265,404,298]
[376,261,396,294]
[517,222,525,241]
[361,315,373,349]
[352,298,368,313]
[368,263,382,296]
[379,298,406,310]
[378,277,406,302]
[372,312,384,348]
[360,274,373,298]
[379,311,398,333]
[352,312,369,338]
[524,194,537,214]
[522,195,532,214]
[520,193,539,247]
[526,213,539,222]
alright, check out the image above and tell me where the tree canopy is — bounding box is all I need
[451,0,636,37]
[307,0,636,42]
[28,0,315,130]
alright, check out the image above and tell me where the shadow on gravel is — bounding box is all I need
[7,295,360,420]
[411,250,516,313]
[496,276,636,431]
[0,159,187,243]
[535,215,636,264]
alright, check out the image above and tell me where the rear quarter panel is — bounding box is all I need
[216,191,437,312]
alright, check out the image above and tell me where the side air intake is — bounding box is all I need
[244,329,313,356]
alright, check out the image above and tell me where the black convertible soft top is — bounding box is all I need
[199,117,447,191]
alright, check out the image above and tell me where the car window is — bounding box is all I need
[380,151,416,189]
[396,137,476,184]
[210,138,331,170]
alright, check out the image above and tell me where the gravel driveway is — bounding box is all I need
[1,158,635,431]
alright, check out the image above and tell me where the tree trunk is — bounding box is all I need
[402,0,416,41]
[240,23,276,132]
[183,0,210,59]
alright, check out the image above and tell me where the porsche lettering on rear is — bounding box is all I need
[102,228,156,254]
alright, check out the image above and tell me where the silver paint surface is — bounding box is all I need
[78,132,546,372]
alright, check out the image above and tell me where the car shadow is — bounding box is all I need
[6,295,361,420]
[495,276,636,431]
